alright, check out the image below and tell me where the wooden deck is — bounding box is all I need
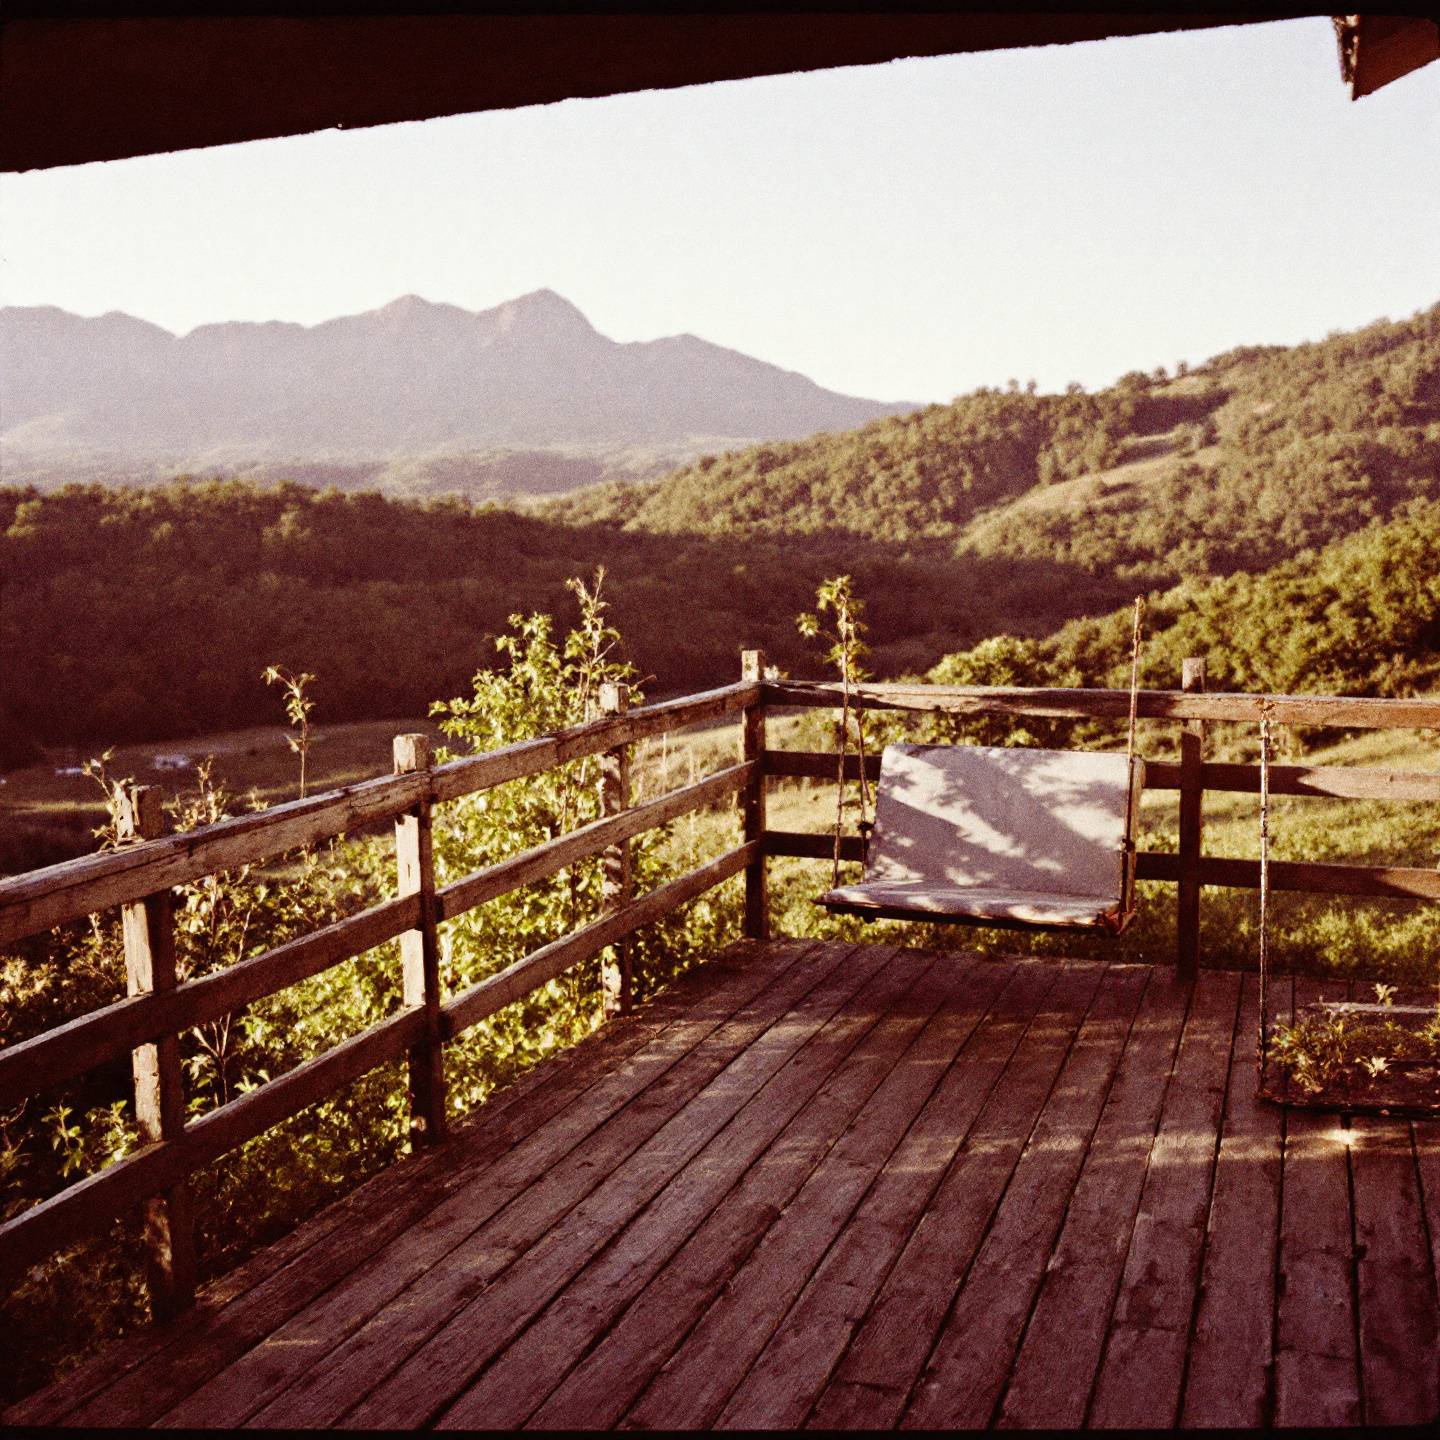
[8,939,1439,1430]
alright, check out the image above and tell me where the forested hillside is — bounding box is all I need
[554,303,1440,606]
[0,481,1014,751]
[930,499,1440,706]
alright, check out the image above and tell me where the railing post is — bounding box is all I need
[117,783,196,1321]
[741,649,768,941]
[1177,657,1207,982]
[393,735,447,1146]
[599,683,633,1018]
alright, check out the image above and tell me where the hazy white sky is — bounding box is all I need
[2,16,1436,404]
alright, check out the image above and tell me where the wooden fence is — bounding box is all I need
[2,654,1437,1328]
[0,678,763,1318]
[756,659,1440,974]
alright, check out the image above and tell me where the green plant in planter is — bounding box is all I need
[1269,982,1440,1102]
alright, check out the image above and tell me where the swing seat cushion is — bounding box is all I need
[817,743,1144,929]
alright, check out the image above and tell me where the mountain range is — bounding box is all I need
[0,291,916,496]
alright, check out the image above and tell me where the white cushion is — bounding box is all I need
[817,743,1143,925]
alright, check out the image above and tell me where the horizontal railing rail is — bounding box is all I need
[764,679,1440,730]
[0,677,764,1308]
[766,749,1440,802]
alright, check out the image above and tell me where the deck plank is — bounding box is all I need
[1085,967,1242,1429]
[1418,1119,1440,1311]
[316,941,897,1428]
[556,954,1031,1434]
[611,958,1048,1433]
[1350,1115,1440,1424]
[154,937,833,1429]
[4,937,783,1426]
[993,966,1192,1429]
[803,961,1104,1430]
[1179,971,1285,1428]
[59,937,811,1429]
[901,963,1151,1429]
[1273,978,1363,1428]
[442,949,978,1430]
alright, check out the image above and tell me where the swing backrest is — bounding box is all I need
[862,743,1141,900]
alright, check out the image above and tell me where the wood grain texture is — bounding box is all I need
[439,840,756,1039]
[804,963,1098,1429]
[59,940,809,1429]
[0,684,756,947]
[434,762,751,922]
[1349,1115,1440,1424]
[994,968,1193,1429]
[12,942,1438,1433]
[1086,968,1242,1429]
[330,944,889,1430]
[0,895,419,1109]
[1273,978,1363,1428]
[902,964,1150,1429]
[437,947,948,1430]
[4,940,782,1426]
[1179,972,1284,1428]
[764,679,1440,730]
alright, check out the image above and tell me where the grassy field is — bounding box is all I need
[0,716,446,874]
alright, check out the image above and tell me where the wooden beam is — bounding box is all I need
[0,1008,423,1291]
[117,785,195,1320]
[0,771,426,947]
[763,681,1440,731]
[431,682,758,806]
[435,763,753,923]
[0,895,420,1109]
[1176,658,1206,983]
[741,652,769,943]
[394,735,446,1147]
[599,685,634,1018]
[1138,852,1440,900]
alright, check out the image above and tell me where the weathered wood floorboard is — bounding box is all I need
[438,948,966,1430]
[1179,972,1285,1428]
[992,966,1192,1430]
[612,956,1027,1432]
[803,961,1101,1430]
[105,938,813,1429]
[324,942,892,1429]
[10,943,1437,1434]
[16,936,795,1429]
[1086,968,1242,1429]
[1273,978,1363,1428]
[901,963,1151,1429]
[235,939,866,1430]
[1349,1115,1440,1424]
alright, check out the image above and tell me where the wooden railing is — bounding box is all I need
[3,653,1437,1329]
[753,657,1440,973]
[0,677,763,1318]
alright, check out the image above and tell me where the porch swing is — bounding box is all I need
[816,600,1148,935]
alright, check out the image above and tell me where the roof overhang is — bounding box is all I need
[1333,13,1440,97]
[0,7,1340,173]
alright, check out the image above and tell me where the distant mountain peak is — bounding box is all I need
[490,287,595,334]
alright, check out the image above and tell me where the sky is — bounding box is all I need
[1,15,1436,405]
